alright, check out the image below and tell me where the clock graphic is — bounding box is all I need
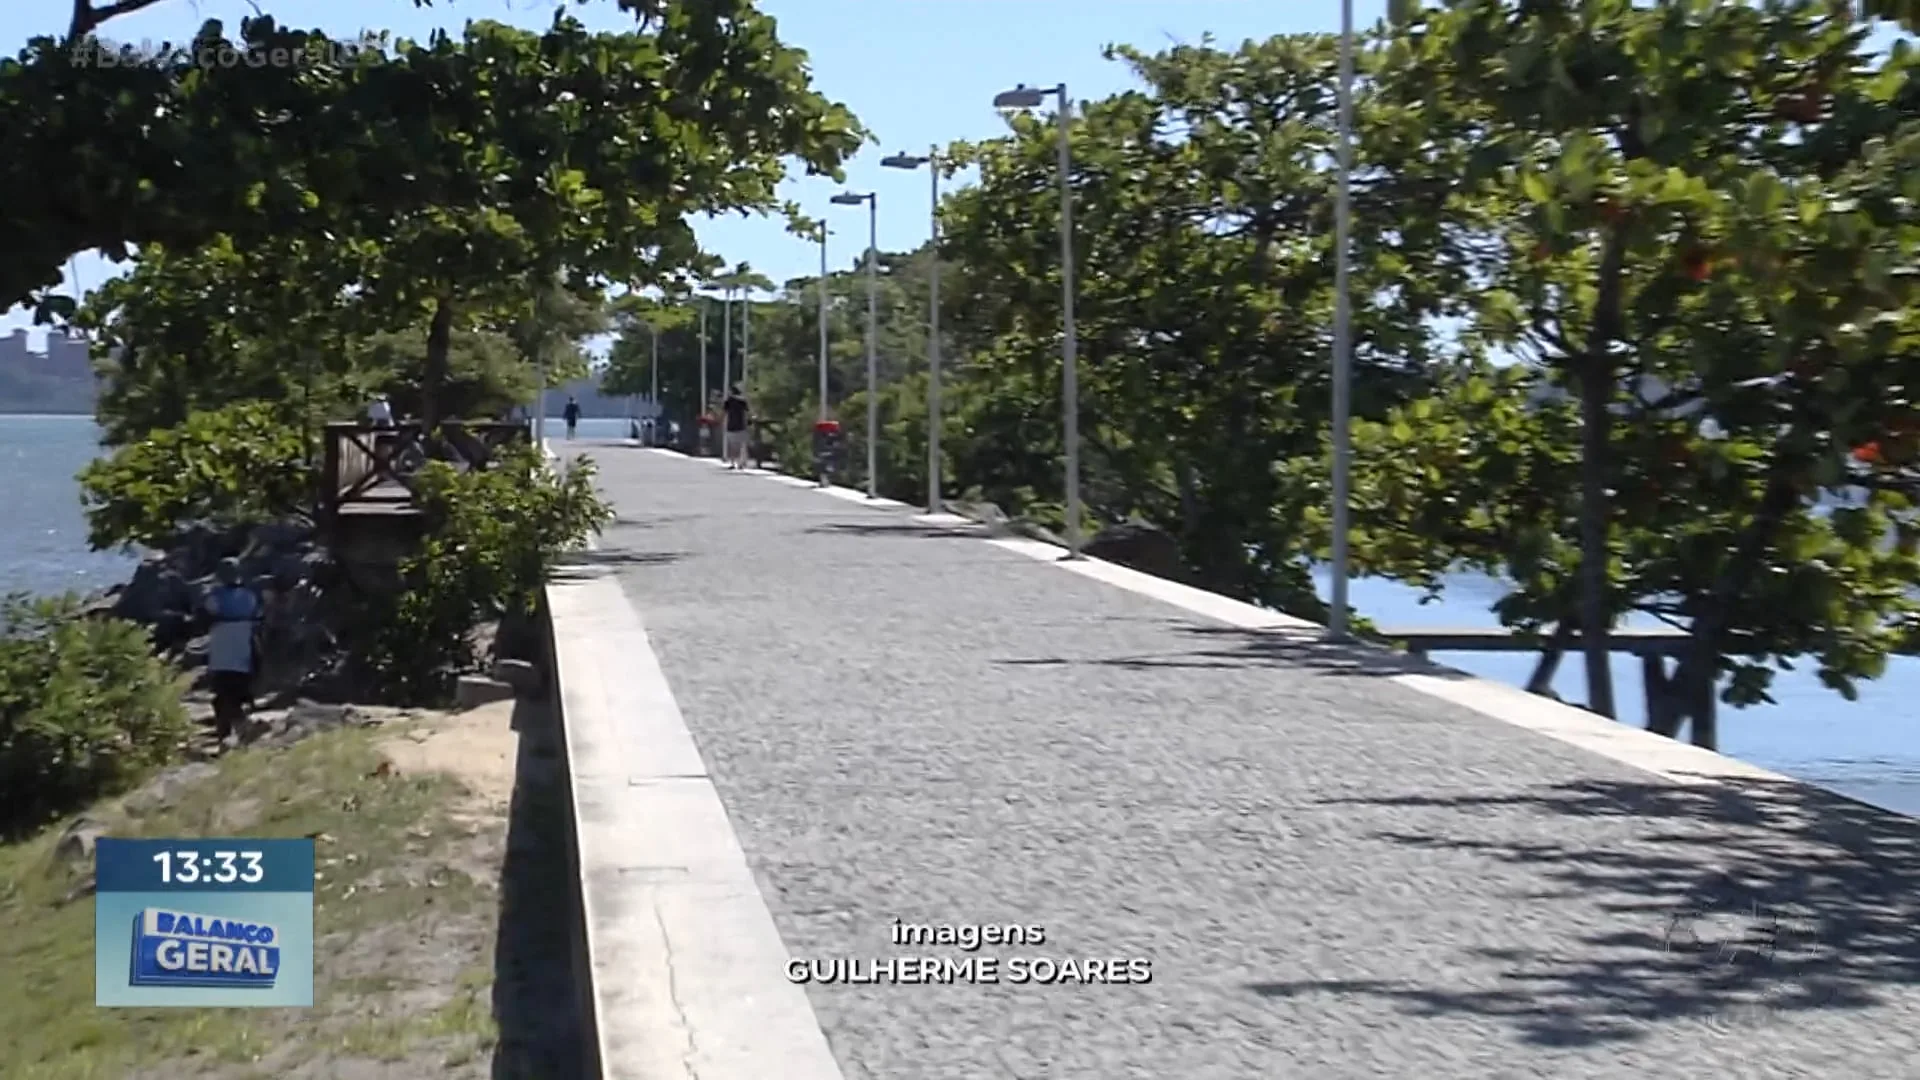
[94,837,314,1007]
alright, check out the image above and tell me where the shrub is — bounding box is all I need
[351,444,613,703]
[0,593,192,837]
[78,400,316,551]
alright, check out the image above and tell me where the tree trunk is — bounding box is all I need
[1525,622,1575,696]
[1642,655,1683,738]
[1176,460,1201,546]
[422,297,453,435]
[1686,641,1718,751]
[1576,366,1617,717]
[1575,230,1629,718]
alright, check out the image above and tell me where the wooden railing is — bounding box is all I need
[1379,625,1719,747]
[321,420,531,522]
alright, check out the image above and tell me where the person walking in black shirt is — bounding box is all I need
[562,396,582,440]
[721,385,751,469]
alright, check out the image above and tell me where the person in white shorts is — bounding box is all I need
[721,385,751,469]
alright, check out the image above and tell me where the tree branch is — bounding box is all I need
[69,0,170,40]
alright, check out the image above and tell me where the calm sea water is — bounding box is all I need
[0,415,137,600]
[1316,569,1920,816]
[6,414,1917,815]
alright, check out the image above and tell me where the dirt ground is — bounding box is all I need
[382,699,522,820]
[0,694,591,1080]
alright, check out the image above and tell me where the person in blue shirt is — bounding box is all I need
[205,558,263,743]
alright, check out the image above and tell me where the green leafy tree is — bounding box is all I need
[350,445,614,702]
[78,400,316,551]
[939,35,1466,609]
[504,277,607,397]
[277,13,857,430]
[350,323,536,422]
[1350,0,1920,744]
[3,1,864,329]
[699,243,946,491]
[602,292,698,411]
[75,235,382,447]
[0,592,191,837]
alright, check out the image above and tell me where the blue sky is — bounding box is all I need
[0,0,1386,344]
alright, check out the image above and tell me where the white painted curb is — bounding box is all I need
[545,564,846,1080]
[546,439,843,1080]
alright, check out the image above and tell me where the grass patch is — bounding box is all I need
[0,722,506,1080]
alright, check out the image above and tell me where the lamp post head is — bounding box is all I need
[829,192,871,206]
[993,84,1048,109]
[881,152,930,170]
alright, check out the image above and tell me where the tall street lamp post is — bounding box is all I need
[533,358,547,447]
[648,320,660,446]
[698,301,709,455]
[993,82,1081,558]
[882,147,944,516]
[817,224,830,427]
[1328,0,1355,640]
[830,191,880,498]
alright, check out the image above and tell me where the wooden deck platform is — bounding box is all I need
[321,420,530,525]
[335,481,419,515]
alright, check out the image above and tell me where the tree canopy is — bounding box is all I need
[596,1,1920,748]
[21,0,1920,747]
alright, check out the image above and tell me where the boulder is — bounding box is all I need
[112,556,194,625]
[1011,518,1067,546]
[244,701,360,749]
[246,520,313,554]
[287,701,355,731]
[134,609,193,655]
[946,500,1018,537]
[121,761,221,815]
[455,675,515,709]
[169,522,247,576]
[1085,520,1187,582]
[55,815,111,861]
[493,608,545,662]
[104,514,349,695]
[491,658,543,696]
[76,590,121,620]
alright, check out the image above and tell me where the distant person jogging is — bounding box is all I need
[563,396,581,440]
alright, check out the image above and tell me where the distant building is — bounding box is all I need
[44,330,95,377]
[0,328,101,376]
[0,329,109,414]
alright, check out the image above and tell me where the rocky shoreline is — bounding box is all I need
[76,516,544,727]
[81,518,348,704]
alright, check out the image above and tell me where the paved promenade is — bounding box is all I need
[551,441,1920,1080]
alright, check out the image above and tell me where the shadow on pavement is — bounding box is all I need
[556,549,686,570]
[1252,776,1920,1047]
[992,623,1461,680]
[489,695,591,1079]
[804,520,990,540]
